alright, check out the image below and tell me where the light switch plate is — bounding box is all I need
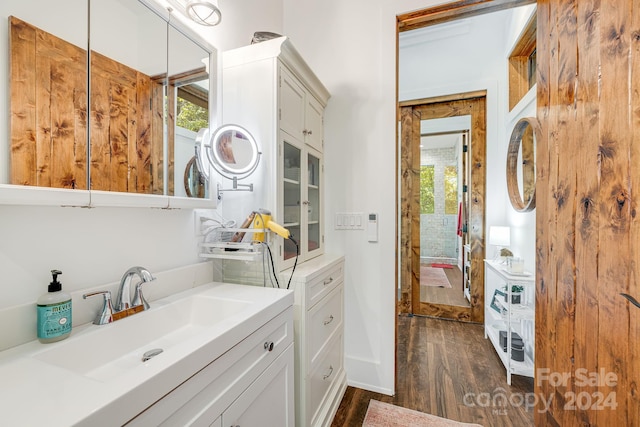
[335,212,365,230]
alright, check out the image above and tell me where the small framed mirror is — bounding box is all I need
[184,156,207,198]
[206,124,260,179]
[506,117,539,212]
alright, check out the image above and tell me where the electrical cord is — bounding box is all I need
[254,211,280,288]
[265,242,280,288]
[252,209,299,289]
[287,236,299,290]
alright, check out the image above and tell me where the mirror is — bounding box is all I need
[418,116,471,308]
[2,0,216,203]
[90,0,168,194]
[168,24,211,198]
[506,117,538,212]
[205,124,261,180]
[184,156,207,198]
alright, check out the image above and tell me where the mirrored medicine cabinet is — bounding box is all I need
[0,0,217,207]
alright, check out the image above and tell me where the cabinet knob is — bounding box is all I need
[307,130,313,136]
[264,341,274,352]
[323,277,333,286]
[323,365,334,380]
[323,315,334,325]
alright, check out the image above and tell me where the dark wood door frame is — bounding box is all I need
[399,92,486,323]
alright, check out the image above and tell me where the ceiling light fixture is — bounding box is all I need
[167,0,222,26]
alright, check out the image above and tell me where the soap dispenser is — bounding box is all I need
[37,269,72,343]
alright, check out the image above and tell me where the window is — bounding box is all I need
[508,13,536,111]
[420,165,434,214]
[444,165,457,214]
[176,84,209,132]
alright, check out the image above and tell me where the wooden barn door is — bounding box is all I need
[399,93,486,323]
[536,1,640,425]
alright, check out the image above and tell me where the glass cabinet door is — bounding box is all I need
[306,152,321,255]
[283,141,301,261]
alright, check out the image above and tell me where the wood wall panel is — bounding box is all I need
[534,0,552,421]
[135,74,152,193]
[467,98,486,323]
[151,83,165,195]
[629,1,640,424]
[10,18,38,186]
[597,1,631,425]
[537,0,640,425]
[399,106,420,314]
[34,48,52,188]
[10,17,88,189]
[10,18,165,194]
[573,0,601,425]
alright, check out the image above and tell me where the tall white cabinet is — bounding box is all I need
[221,36,330,271]
[221,39,346,427]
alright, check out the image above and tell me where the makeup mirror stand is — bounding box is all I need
[216,178,254,200]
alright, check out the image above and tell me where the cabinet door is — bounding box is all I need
[305,150,323,259]
[279,67,305,141]
[305,95,324,151]
[282,139,302,266]
[222,345,294,427]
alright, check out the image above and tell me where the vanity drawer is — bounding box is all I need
[308,285,343,367]
[128,308,293,426]
[306,262,343,308]
[309,332,344,426]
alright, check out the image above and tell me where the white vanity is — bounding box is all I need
[0,283,294,426]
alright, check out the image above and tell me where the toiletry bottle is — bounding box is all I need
[37,270,72,343]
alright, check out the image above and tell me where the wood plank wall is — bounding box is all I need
[10,17,87,189]
[536,1,640,425]
[90,51,164,194]
[10,17,164,194]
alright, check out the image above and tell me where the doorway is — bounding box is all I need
[399,93,486,322]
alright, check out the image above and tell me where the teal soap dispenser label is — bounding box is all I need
[37,270,72,342]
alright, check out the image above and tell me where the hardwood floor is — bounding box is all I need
[331,315,534,426]
[420,265,469,307]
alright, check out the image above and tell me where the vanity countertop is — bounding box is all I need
[0,282,293,426]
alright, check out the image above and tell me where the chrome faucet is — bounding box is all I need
[115,266,156,312]
[83,266,156,325]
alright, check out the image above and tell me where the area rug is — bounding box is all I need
[363,400,483,427]
[420,264,452,288]
[431,263,454,269]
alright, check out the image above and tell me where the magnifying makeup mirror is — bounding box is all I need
[195,124,261,198]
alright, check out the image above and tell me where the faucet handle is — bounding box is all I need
[83,291,115,325]
[132,281,151,311]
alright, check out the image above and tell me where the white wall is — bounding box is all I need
[282,0,437,395]
[282,0,537,394]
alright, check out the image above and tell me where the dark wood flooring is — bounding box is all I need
[331,315,534,426]
[420,265,469,307]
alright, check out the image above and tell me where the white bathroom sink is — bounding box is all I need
[33,294,252,381]
[0,281,293,426]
